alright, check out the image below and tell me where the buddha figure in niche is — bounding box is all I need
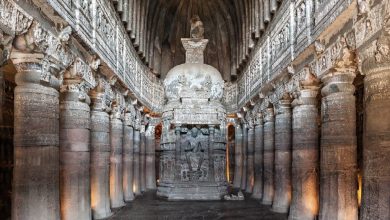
[184,127,206,181]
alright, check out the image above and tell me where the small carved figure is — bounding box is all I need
[59,26,72,43]
[190,15,204,39]
[300,67,319,88]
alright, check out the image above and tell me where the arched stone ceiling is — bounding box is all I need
[113,0,282,81]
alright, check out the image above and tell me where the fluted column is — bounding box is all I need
[133,128,141,195]
[245,125,255,193]
[140,126,146,192]
[241,123,248,190]
[252,114,264,199]
[262,106,275,205]
[233,124,243,188]
[319,68,358,220]
[109,103,125,208]
[145,123,157,190]
[123,108,135,201]
[273,94,292,213]
[59,60,95,220]
[12,61,61,220]
[289,73,320,220]
[360,36,390,220]
[90,79,112,219]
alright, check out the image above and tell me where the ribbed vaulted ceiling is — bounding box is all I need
[113,0,281,81]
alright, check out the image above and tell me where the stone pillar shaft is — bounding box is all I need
[252,119,264,199]
[209,126,215,182]
[246,127,255,193]
[12,63,60,220]
[140,131,146,192]
[289,89,319,220]
[273,98,292,213]
[109,114,125,208]
[174,125,181,181]
[361,60,390,220]
[133,129,141,195]
[145,127,156,190]
[59,88,91,220]
[262,107,274,205]
[123,124,135,201]
[90,97,112,219]
[233,125,243,188]
[241,124,248,190]
[319,70,358,220]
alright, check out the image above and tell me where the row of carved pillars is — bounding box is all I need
[232,65,390,220]
[11,61,157,220]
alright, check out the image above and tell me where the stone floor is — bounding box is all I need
[109,191,288,220]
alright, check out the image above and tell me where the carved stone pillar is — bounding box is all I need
[174,125,182,181]
[289,73,320,220]
[245,126,255,193]
[233,124,243,189]
[140,126,146,192]
[272,94,292,213]
[109,103,125,208]
[59,59,95,220]
[241,123,248,190]
[10,23,77,219]
[319,69,358,220]
[145,123,157,190]
[12,61,61,220]
[209,125,215,181]
[252,113,264,199]
[262,106,275,205]
[133,128,141,195]
[360,32,390,220]
[90,79,112,219]
[123,108,135,201]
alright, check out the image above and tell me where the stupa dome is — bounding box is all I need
[164,62,224,101]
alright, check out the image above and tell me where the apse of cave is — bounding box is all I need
[0,0,389,220]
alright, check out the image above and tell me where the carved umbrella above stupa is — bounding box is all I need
[157,16,227,200]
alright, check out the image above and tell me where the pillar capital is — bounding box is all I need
[61,58,97,105]
[275,93,292,114]
[263,106,275,123]
[245,110,256,129]
[110,91,126,121]
[292,69,320,108]
[145,123,156,137]
[254,111,263,126]
[124,103,136,127]
[90,75,114,112]
[11,23,74,88]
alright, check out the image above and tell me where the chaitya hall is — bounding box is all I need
[0,0,389,220]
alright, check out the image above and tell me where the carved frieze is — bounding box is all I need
[0,0,33,35]
[61,57,97,95]
[44,0,164,112]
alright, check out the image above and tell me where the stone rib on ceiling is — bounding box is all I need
[112,0,282,81]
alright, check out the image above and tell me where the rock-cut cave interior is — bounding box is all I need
[0,0,389,219]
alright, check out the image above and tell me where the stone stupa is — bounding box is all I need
[157,16,227,200]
